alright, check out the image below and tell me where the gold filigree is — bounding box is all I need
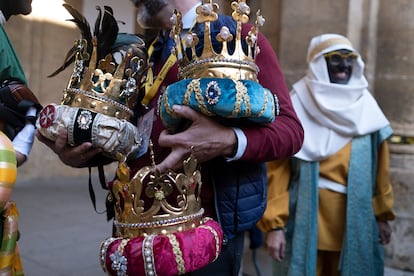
[185,79,214,116]
[167,234,186,274]
[233,80,250,117]
[199,218,221,261]
[256,87,269,118]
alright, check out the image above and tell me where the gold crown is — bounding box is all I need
[56,5,147,121]
[170,0,265,81]
[111,145,203,238]
[61,38,147,120]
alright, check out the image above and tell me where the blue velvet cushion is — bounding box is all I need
[159,78,278,132]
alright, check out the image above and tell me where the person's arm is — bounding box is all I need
[373,141,395,244]
[373,141,395,220]
[12,107,37,166]
[257,159,291,261]
[0,26,34,165]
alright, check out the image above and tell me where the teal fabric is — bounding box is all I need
[287,159,319,276]
[276,125,393,276]
[0,25,27,85]
[341,125,392,276]
[159,78,276,131]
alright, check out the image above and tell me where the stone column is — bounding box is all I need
[277,0,349,87]
[374,0,414,271]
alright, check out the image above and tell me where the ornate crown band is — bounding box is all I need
[62,87,134,120]
[114,208,205,234]
[178,58,260,81]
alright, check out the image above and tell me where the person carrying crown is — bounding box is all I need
[36,1,304,275]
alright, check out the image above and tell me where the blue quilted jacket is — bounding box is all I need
[206,159,268,241]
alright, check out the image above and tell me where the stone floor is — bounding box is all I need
[11,175,414,276]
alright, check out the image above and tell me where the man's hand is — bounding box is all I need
[266,229,286,262]
[157,105,236,172]
[377,220,392,245]
[35,128,102,168]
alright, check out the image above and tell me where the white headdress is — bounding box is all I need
[292,34,389,161]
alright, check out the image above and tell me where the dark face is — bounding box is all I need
[324,49,358,84]
[1,0,32,20]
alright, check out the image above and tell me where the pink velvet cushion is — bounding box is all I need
[100,218,223,276]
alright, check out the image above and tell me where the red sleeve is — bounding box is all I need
[240,26,304,161]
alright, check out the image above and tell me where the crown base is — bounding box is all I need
[61,88,134,120]
[114,208,205,238]
[178,60,259,81]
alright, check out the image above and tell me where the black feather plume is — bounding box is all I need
[63,3,92,43]
[95,6,119,60]
[47,4,93,77]
[94,6,102,41]
[47,45,77,77]
[48,4,120,78]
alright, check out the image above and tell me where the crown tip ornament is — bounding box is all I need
[170,0,265,81]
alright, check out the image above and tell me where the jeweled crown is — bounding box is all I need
[53,5,148,121]
[111,146,203,238]
[170,0,265,81]
[62,38,147,120]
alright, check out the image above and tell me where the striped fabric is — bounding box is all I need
[0,131,23,275]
